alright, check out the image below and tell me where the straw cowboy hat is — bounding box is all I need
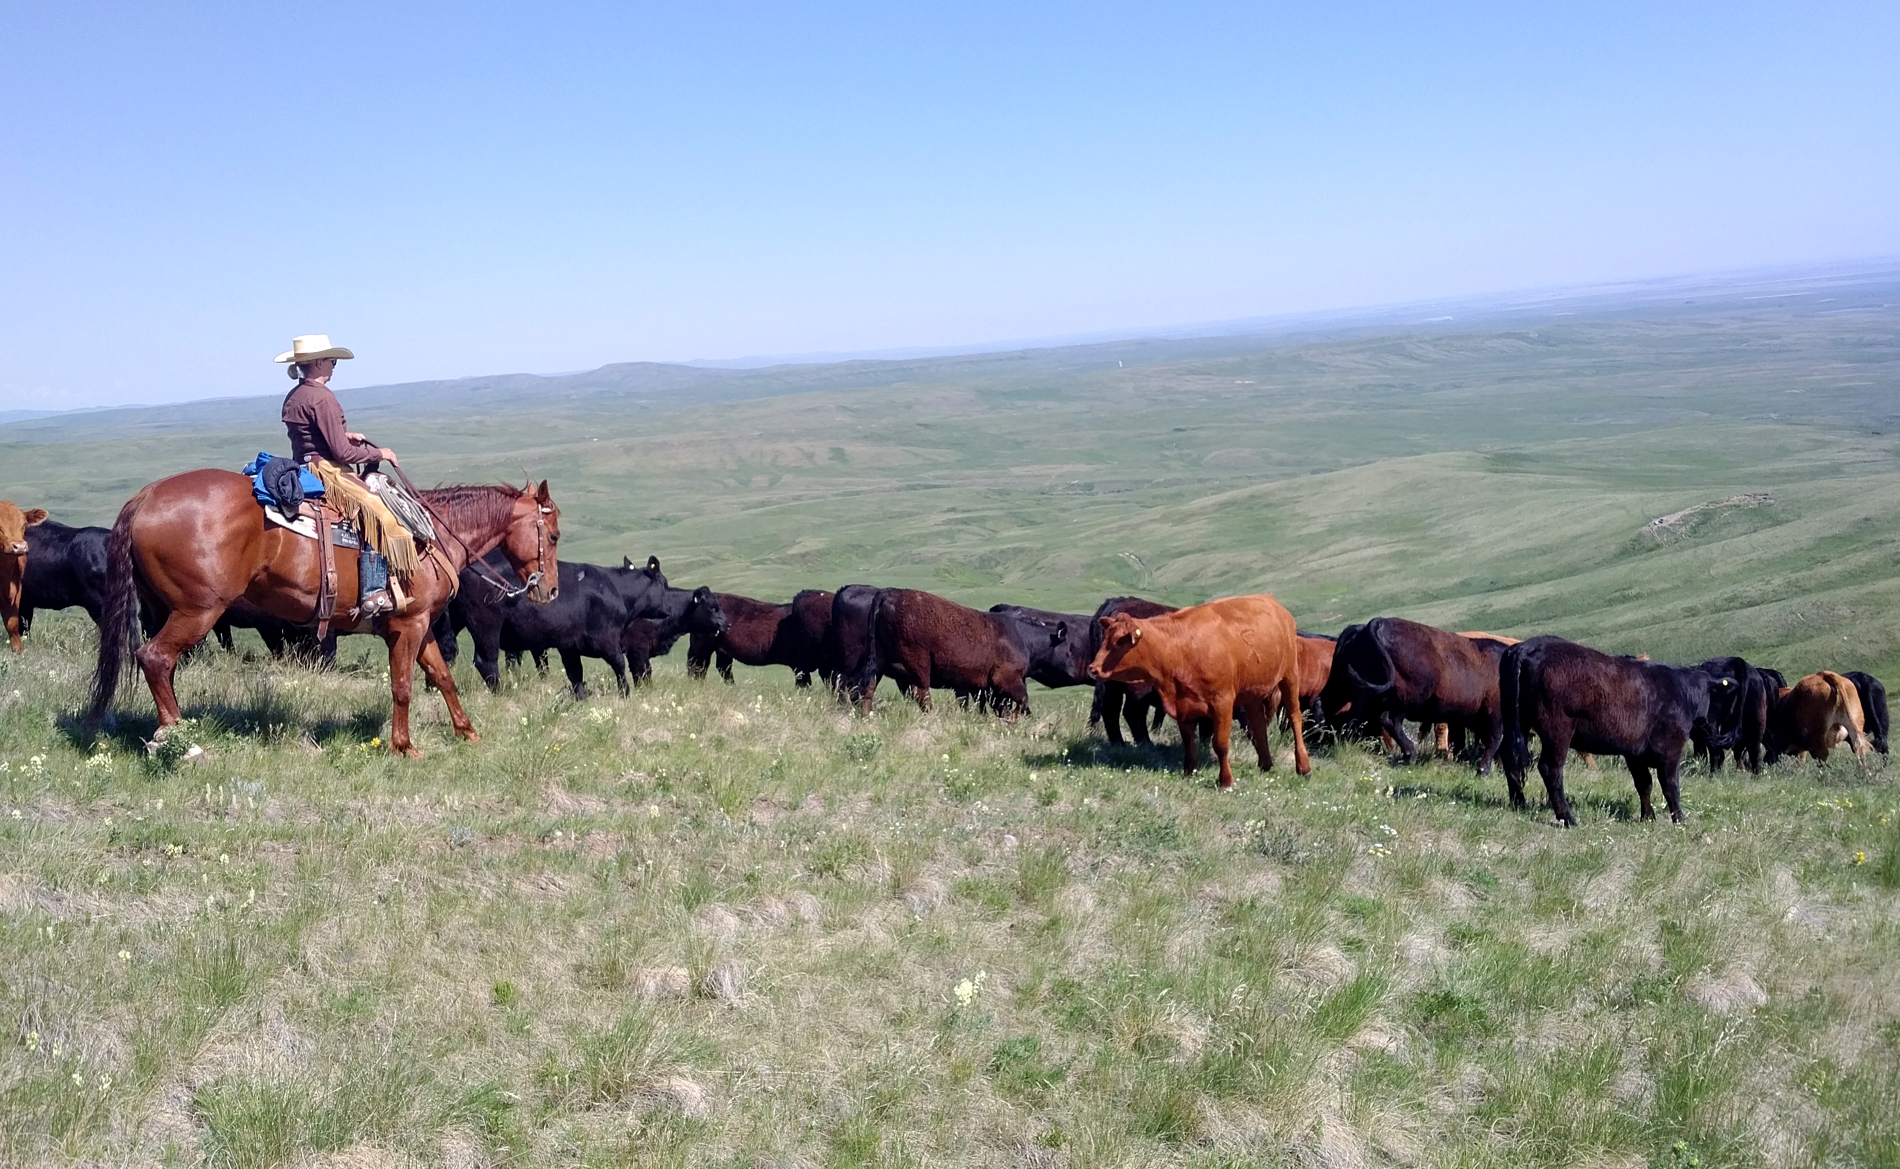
[274,335,355,363]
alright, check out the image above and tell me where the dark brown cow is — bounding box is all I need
[1,501,50,653]
[868,588,1034,718]
[1088,594,1312,789]
[1501,636,1743,825]
[688,589,834,687]
[1318,618,1509,774]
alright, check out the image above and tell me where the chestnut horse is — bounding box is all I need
[86,470,561,755]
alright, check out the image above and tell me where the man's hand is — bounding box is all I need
[378,447,400,465]
[346,431,368,443]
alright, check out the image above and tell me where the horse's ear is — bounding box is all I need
[535,479,553,504]
[22,509,48,526]
[647,555,661,572]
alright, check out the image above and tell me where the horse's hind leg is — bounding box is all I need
[136,608,223,729]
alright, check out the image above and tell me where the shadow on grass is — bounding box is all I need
[58,700,387,753]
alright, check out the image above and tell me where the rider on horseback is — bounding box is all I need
[278,335,415,618]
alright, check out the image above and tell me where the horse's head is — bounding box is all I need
[497,480,561,604]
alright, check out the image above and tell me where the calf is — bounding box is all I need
[1317,617,1509,774]
[1088,593,1312,789]
[624,585,730,684]
[1501,636,1743,825]
[1769,671,1869,763]
[826,584,885,708]
[689,589,834,687]
[1088,596,1175,746]
[19,519,108,635]
[1843,671,1889,755]
[0,501,49,652]
[870,589,1033,718]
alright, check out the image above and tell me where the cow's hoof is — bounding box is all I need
[459,731,481,743]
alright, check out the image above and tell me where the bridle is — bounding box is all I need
[388,464,552,602]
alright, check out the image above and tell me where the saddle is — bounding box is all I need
[244,453,451,637]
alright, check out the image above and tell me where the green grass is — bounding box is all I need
[1,294,1898,1164]
[1,613,1898,1166]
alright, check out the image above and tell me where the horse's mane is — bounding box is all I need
[417,482,525,533]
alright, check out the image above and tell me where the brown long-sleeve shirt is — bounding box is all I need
[282,379,380,465]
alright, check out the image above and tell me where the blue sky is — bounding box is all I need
[3,1,1896,409]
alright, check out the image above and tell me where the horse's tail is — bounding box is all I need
[86,489,147,732]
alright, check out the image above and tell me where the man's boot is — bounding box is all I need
[355,548,395,619]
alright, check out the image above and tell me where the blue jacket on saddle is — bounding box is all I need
[242,453,325,513]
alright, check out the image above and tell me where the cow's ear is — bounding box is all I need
[647,555,662,572]
[22,509,48,526]
[1131,626,1142,643]
[1051,623,1067,646]
[622,556,635,569]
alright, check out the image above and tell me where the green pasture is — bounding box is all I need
[2,289,1899,1165]
[2,615,1897,1167]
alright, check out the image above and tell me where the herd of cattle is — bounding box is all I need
[2,502,1890,827]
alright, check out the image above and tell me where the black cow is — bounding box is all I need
[437,551,725,697]
[1316,617,1509,774]
[1696,656,1778,773]
[621,582,729,684]
[826,584,885,707]
[1843,671,1889,755]
[19,520,109,631]
[987,605,1093,688]
[1088,596,1174,746]
[214,600,336,664]
[1501,636,1744,826]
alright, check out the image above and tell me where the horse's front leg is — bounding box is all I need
[382,616,427,757]
[417,635,479,742]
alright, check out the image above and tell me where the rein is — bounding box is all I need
[389,465,548,601]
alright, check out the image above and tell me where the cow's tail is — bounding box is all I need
[1345,620,1398,700]
[1869,682,1890,754]
[85,489,148,733]
[1499,642,1530,781]
[856,589,889,708]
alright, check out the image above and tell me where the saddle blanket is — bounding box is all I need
[262,504,361,549]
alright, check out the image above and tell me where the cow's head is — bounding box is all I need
[689,585,729,638]
[0,504,47,556]
[1699,672,1746,746]
[1088,612,1152,683]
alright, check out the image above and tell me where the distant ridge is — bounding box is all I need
[6,258,1897,442]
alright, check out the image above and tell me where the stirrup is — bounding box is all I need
[352,589,396,620]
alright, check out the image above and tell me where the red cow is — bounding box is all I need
[1,501,50,653]
[1088,594,1312,789]
[870,588,1036,718]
